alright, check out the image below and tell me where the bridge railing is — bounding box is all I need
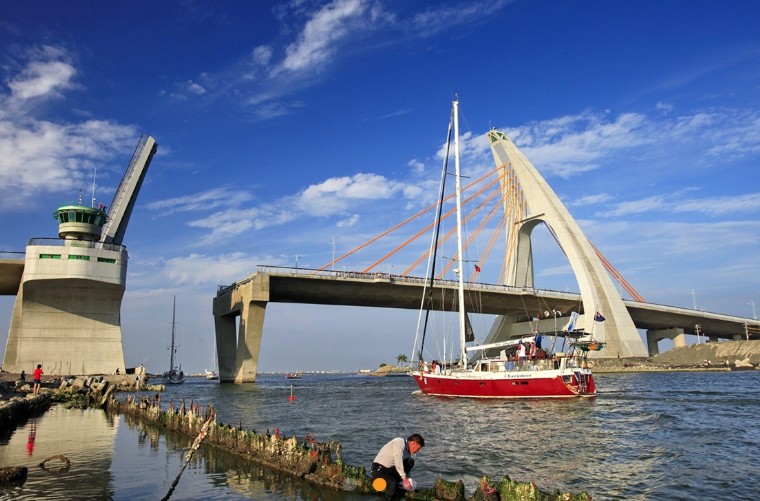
[213,266,760,332]
[0,250,25,259]
[623,296,760,323]
[215,264,583,302]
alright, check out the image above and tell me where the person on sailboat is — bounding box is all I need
[371,433,425,499]
[432,360,441,375]
[517,342,527,361]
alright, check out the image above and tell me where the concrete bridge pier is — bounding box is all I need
[213,276,269,383]
[646,327,687,356]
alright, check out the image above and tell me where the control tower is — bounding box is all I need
[2,135,157,375]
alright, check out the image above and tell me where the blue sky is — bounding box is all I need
[1,0,759,373]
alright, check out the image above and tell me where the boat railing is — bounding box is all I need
[475,352,588,373]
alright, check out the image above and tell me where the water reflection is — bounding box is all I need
[0,402,368,500]
[115,410,367,500]
[26,420,36,455]
[0,406,118,500]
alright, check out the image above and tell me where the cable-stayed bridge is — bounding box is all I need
[213,127,759,383]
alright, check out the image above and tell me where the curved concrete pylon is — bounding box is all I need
[487,129,648,357]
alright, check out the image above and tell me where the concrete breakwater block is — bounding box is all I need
[0,394,52,431]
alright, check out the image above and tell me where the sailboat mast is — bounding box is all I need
[170,296,176,371]
[453,97,467,368]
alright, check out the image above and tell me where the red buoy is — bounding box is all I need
[288,384,295,401]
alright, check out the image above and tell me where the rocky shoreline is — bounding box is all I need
[370,340,760,376]
[590,339,760,373]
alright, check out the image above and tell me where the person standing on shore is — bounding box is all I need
[370,433,425,499]
[32,364,43,395]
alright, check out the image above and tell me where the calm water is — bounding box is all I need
[1,371,759,500]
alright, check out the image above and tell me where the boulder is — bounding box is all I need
[734,357,753,368]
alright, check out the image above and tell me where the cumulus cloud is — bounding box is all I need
[5,45,77,105]
[0,47,138,209]
[298,173,403,216]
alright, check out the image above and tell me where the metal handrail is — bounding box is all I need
[27,238,126,252]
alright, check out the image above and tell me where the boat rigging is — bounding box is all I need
[409,96,603,398]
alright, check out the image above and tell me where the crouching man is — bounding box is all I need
[370,433,425,499]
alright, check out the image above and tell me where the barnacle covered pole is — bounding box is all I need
[161,407,216,501]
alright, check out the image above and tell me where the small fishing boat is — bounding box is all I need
[286,372,302,380]
[162,296,185,384]
[409,97,602,399]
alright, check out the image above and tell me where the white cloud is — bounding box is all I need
[175,106,760,246]
[337,214,360,227]
[163,252,260,286]
[600,191,760,218]
[248,100,305,121]
[298,172,402,215]
[600,195,668,217]
[275,0,375,76]
[409,0,509,37]
[571,194,613,207]
[146,187,253,214]
[0,46,138,209]
[0,119,137,209]
[252,45,273,66]
[507,111,653,178]
[5,46,77,104]
[186,81,206,95]
[188,203,297,245]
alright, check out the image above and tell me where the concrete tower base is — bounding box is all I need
[2,242,127,375]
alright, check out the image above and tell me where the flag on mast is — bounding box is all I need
[594,311,606,322]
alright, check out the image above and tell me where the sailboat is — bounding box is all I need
[409,97,601,399]
[163,296,185,384]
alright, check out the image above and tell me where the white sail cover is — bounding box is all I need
[564,311,579,332]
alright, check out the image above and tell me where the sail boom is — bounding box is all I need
[465,336,536,353]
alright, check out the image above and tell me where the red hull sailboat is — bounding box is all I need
[409,97,601,399]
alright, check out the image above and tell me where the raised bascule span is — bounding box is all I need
[1,135,157,375]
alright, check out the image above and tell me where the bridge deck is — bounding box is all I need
[216,266,758,339]
[0,259,24,295]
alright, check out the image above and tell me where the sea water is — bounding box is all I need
[1,371,759,500]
